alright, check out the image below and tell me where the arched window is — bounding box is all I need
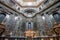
[0,13,6,23]
[53,12,60,23]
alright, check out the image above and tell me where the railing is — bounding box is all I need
[0,35,60,40]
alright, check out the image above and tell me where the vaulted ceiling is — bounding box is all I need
[0,0,59,17]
